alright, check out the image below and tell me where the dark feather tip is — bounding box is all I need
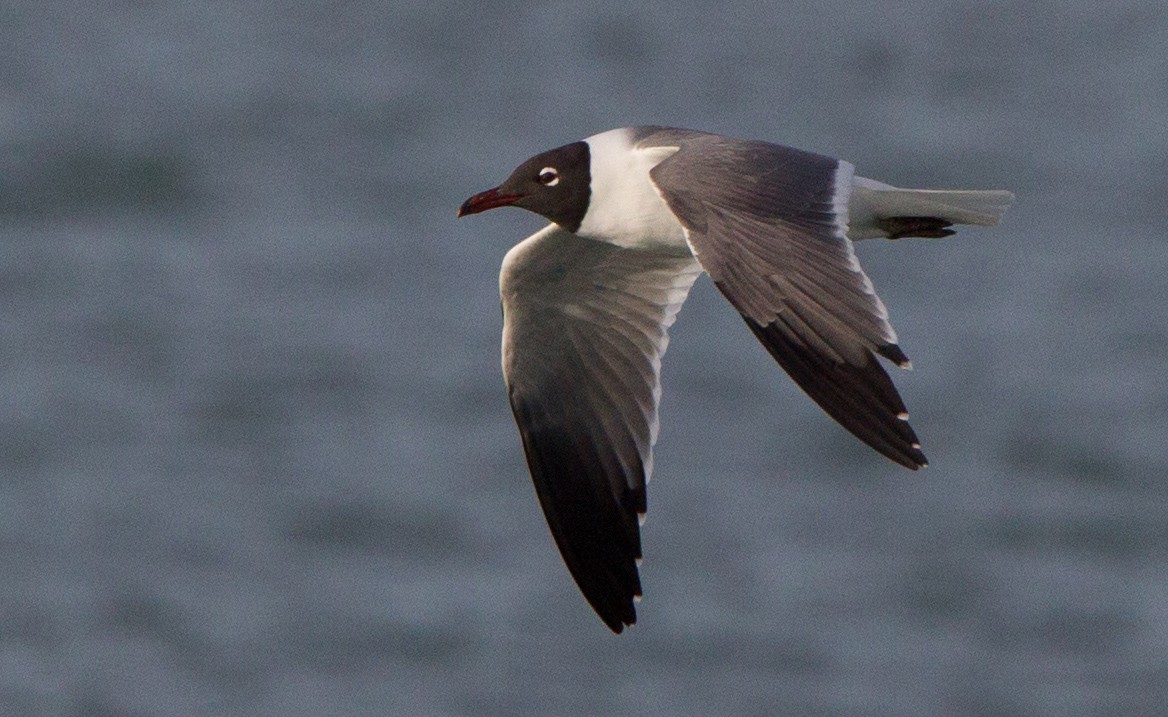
[877,216,955,240]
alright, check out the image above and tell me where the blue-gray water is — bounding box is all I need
[2,2,1167,715]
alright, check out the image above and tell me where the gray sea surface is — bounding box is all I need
[2,1,1167,715]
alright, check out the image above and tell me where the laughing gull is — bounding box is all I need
[458,126,1013,632]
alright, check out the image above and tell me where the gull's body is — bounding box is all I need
[459,126,1013,632]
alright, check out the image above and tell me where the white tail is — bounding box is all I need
[848,176,1014,240]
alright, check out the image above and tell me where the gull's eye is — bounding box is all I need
[537,167,560,186]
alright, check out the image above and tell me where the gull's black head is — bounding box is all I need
[458,141,591,233]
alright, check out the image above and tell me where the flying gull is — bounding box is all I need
[458,126,1013,632]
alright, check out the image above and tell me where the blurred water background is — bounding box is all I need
[1,1,1167,715]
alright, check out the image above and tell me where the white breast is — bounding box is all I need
[577,128,690,251]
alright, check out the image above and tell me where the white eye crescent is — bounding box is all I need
[537,167,560,186]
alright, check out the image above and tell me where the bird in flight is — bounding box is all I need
[458,126,1013,632]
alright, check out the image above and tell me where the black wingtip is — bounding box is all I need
[601,610,636,634]
[903,446,929,471]
[589,586,639,634]
[885,441,929,471]
[877,343,912,369]
[509,395,646,635]
[741,317,929,471]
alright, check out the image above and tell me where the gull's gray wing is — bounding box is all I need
[500,224,702,632]
[645,131,927,469]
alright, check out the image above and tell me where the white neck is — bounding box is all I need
[577,128,689,251]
